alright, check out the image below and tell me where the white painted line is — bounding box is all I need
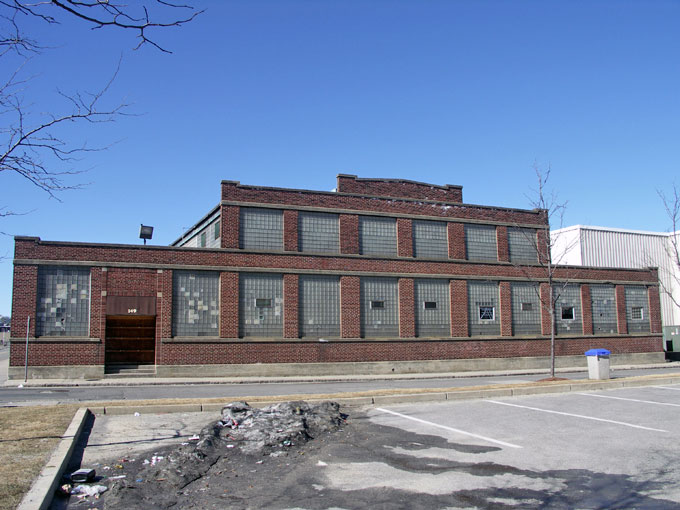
[486,400,667,432]
[651,385,680,391]
[375,407,522,449]
[577,393,680,407]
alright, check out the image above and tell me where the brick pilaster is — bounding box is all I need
[340,214,359,254]
[156,270,173,366]
[540,283,552,335]
[283,210,299,252]
[537,228,550,264]
[398,278,415,337]
[397,218,413,257]
[283,274,299,338]
[340,276,360,338]
[221,205,240,249]
[448,222,466,259]
[648,285,662,334]
[580,284,593,335]
[497,226,509,262]
[499,281,512,336]
[451,280,468,337]
[616,285,628,334]
[221,272,239,338]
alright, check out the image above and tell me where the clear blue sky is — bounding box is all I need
[1,0,678,316]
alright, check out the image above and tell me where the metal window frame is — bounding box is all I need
[479,305,495,321]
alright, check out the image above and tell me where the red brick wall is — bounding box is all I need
[451,280,468,337]
[616,285,628,334]
[159,335,662,366]
[648,285,662,334]
[11,342,101,367]
[10,265,37,339]
[340,214,359,254]
[581,284,593,335]
[336,174,463,203]
[107,267,158,297]
[499,281,512,336]
[399,278,415,337]
[156,270,173,355]
[397,218,413,257]
[340,276,360,338]
[221,205,239,249]
[283,274,299,338]
[222,180,543,225]
[448,222,466,259]
[540,283,552,335]
[283,210,298,252]
[497,226,509,263]
[220,272,239,338]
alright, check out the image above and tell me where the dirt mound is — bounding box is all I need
[102,400,346,509]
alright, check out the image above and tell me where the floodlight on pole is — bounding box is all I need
[139,224,154,245]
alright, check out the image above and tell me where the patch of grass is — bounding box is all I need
[0,405,78,510]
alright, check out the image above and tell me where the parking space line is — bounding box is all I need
[576,393,680,407]
[652,386,680,391]
[375,407,522,449]
[486,400,668,432]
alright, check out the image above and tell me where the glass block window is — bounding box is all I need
[298,212,339,254]
[625,286,650,333]
[508,228,538,263]
[239,207,283,251]
[465,224,497,262]
[214,221,221,240]
[359,216,397,256]
[299,275,340,337]
[591,284,617,334]
[554,284,582,335]
[511,282,541,336]
[172,271,219,336]
[468,281,500,336]
[239,273,283,337]
[36,266,90,337]
[360,277,399,337]
[415,279,450,337]
[413,220,448,259]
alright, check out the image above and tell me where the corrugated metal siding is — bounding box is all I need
[414,279,450,337]
[299,275,340,337]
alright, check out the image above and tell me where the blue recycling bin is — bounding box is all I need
[585,349,610,380]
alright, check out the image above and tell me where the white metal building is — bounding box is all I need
[552,225,680,349]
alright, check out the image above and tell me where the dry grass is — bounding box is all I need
[0,405,78,510]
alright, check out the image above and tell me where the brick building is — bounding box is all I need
[9,175,663,379]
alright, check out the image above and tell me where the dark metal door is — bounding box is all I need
[105,315,156,364]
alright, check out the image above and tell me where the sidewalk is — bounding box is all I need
[6,361,680,388]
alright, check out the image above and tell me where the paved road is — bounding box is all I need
[3,366,680,406]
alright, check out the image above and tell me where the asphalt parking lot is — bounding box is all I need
[60,383,680,509]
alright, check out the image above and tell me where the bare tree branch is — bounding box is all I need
[658,184,680,309]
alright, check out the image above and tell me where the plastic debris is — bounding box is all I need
[188,434,200,441]
[134,412,141,417]
[108,475,126,480]
[317,460,328,467]
[17,384,24,388]
[71,484,108,498]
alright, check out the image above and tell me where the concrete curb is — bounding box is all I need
[16,407,90,510]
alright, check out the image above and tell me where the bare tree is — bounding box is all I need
[514,163,576,378]
[658,184,680,308]
[1,1,202,215]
